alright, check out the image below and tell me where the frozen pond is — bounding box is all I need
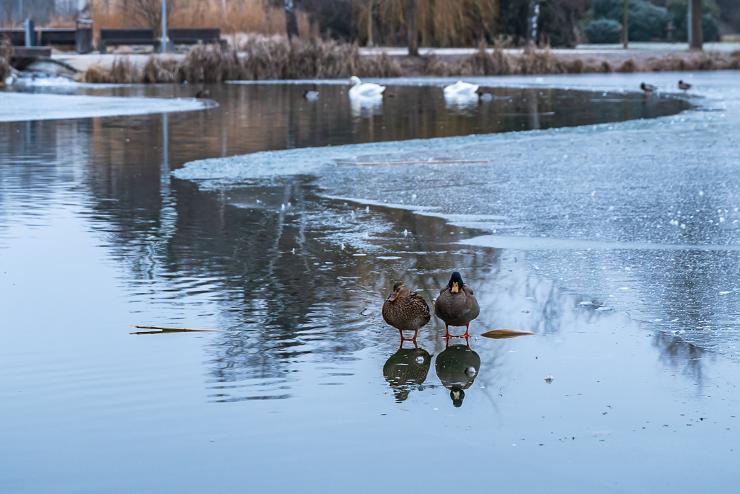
[1,74,738,492]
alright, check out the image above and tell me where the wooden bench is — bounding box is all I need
[38,28,77,46]
[98,28,155,53]
[0,29,27,46]
[168,28,223,46]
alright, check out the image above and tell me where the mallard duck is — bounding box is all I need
[640,82,657,96]
[678,80,692,92]
[382,281,431,342]
[434,272,480,338]
[434,341,481,407]
[194,88,210,99]
[303,89,320,101]
[349,76,385,99]
[383,345,432,402]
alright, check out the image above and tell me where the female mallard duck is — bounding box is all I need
[434,272,480,338]
[382,281,431,342]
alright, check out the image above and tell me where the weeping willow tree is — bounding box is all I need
[352,0,499,47]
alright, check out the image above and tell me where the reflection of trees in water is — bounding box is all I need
[652,331,707,387]
[2,86,702,402]
[0,119,91,238]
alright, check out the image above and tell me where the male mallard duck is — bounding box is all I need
[678,80,692,92]
[382,281,431,342]
[434,272,480,338]
[640,82,657,96]
[434,340,481,407]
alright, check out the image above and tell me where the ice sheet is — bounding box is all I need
[175,71,740,355]
[0,92,209,122]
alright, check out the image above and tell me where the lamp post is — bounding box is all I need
[161,0,168,53]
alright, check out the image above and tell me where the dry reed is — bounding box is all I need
[79,36,740,84]
[0,38,12,85]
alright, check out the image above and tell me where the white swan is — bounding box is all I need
[443,80,480,98]
[349,76,385,99]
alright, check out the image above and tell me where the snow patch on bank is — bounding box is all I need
[0,92,210,122]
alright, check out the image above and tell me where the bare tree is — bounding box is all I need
[127,0,175,35]
[403,0,418,56]
[689,0,703,50]
[622,0,629,48]
[284,0,299,38]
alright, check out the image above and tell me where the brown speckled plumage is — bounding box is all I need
[382,281,431,332]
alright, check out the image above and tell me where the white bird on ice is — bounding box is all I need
[443,80,480,98]
[349,76,385,99]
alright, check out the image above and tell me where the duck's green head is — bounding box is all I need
[450,387,465,407]
[448,272,464,294]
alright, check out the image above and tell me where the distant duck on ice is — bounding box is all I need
[348,76,385,99]
[640,82,657,96]
[303,89,320,101]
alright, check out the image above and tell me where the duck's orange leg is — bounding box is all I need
[463,323,470,339]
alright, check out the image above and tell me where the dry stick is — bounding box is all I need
[130,325,220,334]
[481,329,535,339]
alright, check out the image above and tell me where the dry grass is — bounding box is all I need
[0,38,13,85]
[80,37,740,84]
[81,36,403,83]
[618,59,637,73]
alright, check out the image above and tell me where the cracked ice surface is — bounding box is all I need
[175,71,740,356]
[0,92,209,122]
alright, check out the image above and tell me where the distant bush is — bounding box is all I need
[591,0,670,41]
[584,18,623,43]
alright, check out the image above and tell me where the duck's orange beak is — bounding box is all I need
[387,291,398,302]
[451,282,459,293]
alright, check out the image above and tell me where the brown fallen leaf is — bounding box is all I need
[130,324,220,335]
[481,329,535,339]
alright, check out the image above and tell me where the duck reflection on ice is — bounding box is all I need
[383,340,432,402]
[434,338,481,407]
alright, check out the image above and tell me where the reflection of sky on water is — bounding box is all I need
[1,76,738,492]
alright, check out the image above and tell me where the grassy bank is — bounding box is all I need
[80,36,740,84]
[0,39,12,86]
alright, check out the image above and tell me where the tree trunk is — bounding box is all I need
[284,0,299,39]
[622,0,629,48]
[404,0,418,56]
[366,0,374,47]
[689,0,703,50]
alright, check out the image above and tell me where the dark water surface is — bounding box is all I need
[1,82,738,492]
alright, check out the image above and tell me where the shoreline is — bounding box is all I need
[48,41,740,84]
